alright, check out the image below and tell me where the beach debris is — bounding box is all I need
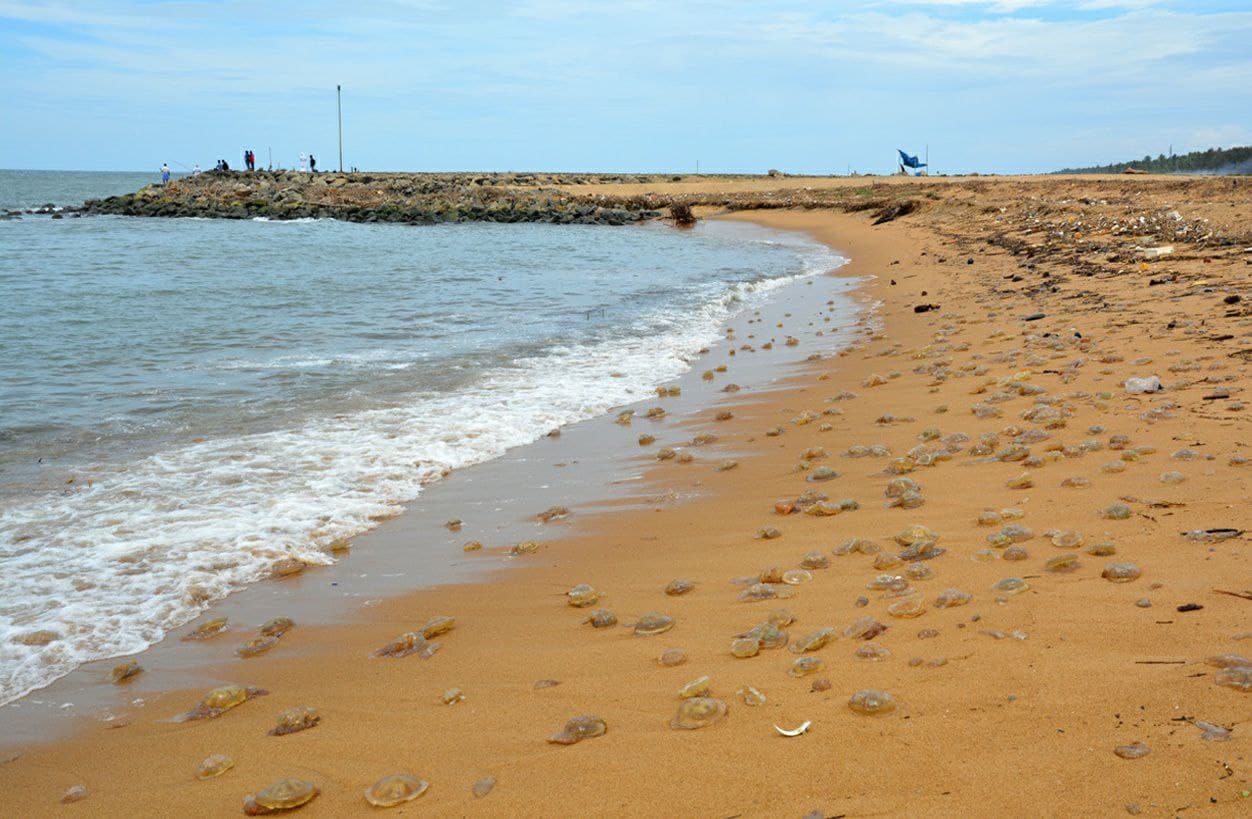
[111,660,143,684]
[678,676,712,699]
[184,617,229,641]
[364,774,429,808]
[671,697,728,730]
[243,778,319,815]
[1102,563,1142,583]
[462,540,483,552]
[638,434,655,446]
[537,506,570,523]
[444,518,462,531]
[174,684,267,722]
[61,785,88,804]
[534,679,561,689]
[848,689,896,715]
[473,776,497,798]
[755,527,782,540]
[658,648,688,667]
[566,584,600,607]
[585,609,617,628]
[665,579,695,596]
[269,706,320,736]
[441,688,465,705]
[774,721,812,737]
[548,715,607,745]
[1113,742,1150,760]
[196,753,235,780]
[632,612,675,636]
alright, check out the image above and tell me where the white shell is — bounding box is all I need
[774,720,812,737]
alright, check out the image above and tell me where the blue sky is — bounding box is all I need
[1,0,1249,173]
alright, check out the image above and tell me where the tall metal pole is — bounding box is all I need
[337,85,343,172]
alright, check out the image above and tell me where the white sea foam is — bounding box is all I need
[0,243,846,705]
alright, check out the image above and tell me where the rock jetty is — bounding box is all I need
[81,171,666,225]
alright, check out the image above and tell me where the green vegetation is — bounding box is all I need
[1057,145,1252,175]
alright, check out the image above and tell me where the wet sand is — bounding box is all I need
[1,182,1249,816]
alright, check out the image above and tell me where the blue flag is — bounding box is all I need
[898,149,927,169]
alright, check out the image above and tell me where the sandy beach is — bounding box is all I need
[1,176,1249,816]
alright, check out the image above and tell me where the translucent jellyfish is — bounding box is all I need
[658,648,688,667]
[584,609,617,628]
[1212,666,1251,692]
[196,754,235,780]
[678,676,712,699]
[1192,720,1232,741]
[1205,654,1251,669]
[1113,742,1150,760]
[866,575,908,594]
[782,569,812,585]
[1005,473,1033,489]
[731,637,760,658]
[737,686,767,706]
[847,689,896,715]
[269,706,320,736]
[1100,504,1132,520]
[854,643,891,661]
[243,779,319,815]
[174,684,268,722]
[788,656,825,677]
[184,617,229,641]
[756,527,782,540]
[887,597,927,618]
[472,776,497,798]
[1087,543,1118,556]
[1001,524,1033,543]
[567,584,600,607]
[364,774,430,808]
[904,562,932,580]
[872,553,904,570]
[807,467,839,483]
[665,579,695,596]
[548,715,607,744]
[893,525,937,547]
[1002,546,1029,561]
[1102,563,1141,583]
[238,636,281,658]
[800,551,830,570]
[738,583,780,603]
[670,697,728,729]
[789,627,836,653]
[633,612,675,635]
[1044,554,1080,573]
[1048,530,1084,549]
[843,616,888,640]
[111,660,143,684]
[992,577,1030,596]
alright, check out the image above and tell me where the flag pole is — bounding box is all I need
[337,85,344,173]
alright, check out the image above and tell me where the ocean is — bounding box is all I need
[0,169,846,706]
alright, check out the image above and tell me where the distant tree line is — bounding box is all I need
[1057,145,1252,175]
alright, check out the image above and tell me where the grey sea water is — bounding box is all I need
[0,169,846,705]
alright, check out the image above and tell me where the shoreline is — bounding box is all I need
[0,218,857,740]
[1,186,1249,815]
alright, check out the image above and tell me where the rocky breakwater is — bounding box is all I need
[81,171,664,225]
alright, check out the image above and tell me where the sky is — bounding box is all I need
[1,0,1250,174]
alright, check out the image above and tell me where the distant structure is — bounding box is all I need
[897,148,928,177]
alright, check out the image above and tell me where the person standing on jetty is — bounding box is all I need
[160,163,171,185]
[309,154,317,173]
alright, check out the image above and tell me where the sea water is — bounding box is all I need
[0,170,846,704]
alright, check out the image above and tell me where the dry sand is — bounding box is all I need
[1,177,1249,816]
